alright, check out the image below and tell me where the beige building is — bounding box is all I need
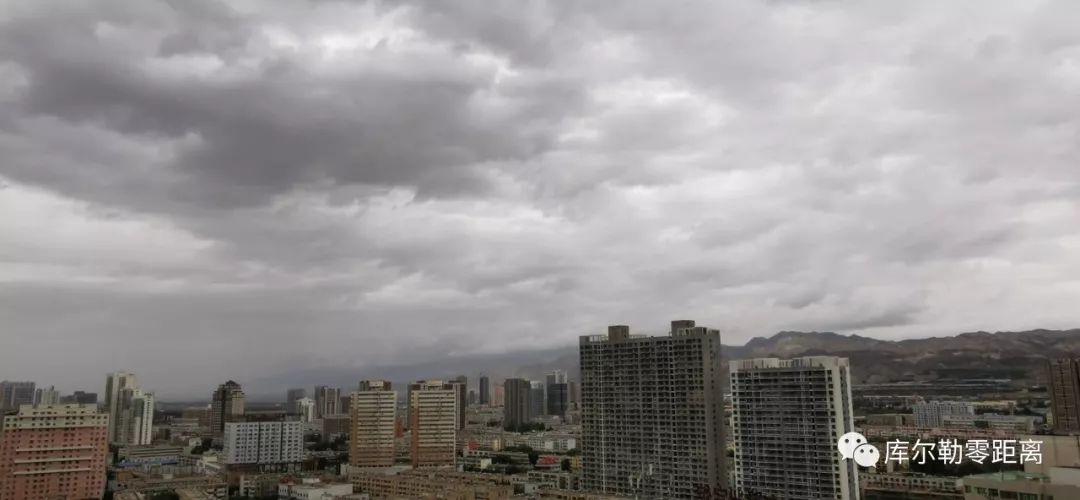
[209,381,245,436]
[350,380,397,468]
[352,469,513,499]
[410,380,457,467]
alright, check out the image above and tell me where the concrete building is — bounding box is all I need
[453,375,468,430]
[277,477,353,499]
[862,472,962,499]
[61,391,98,405]
[546,383,568,419]
[0,404,109,499]
[942,414,1039,432]
[314,386,341,419]
[222,419,304,465]
[351,469,513,499]
[493,384,505,407]
[568,381,579,410]
[531,381,546,419]
[579,320,728,499]
[295,397,315,423]
[105,372,155,445]
[1048,358,1080,434]
[503,378,532,430]
[730,356,858,500]
[210,380,245,436]
[913,401,976,428]
[32,386,60,406]
[350,380,397,468]
[479,375,491,406]
[286,388,306,412]
[0,381,35,412]
[409,380,457,468]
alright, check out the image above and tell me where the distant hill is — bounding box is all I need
[243,329,1080,401]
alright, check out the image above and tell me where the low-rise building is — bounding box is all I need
[962,467,1080,499]
[942,414,1039,432]
[278,477,354,499]
[862,472,962,499]
[351,469,513,499]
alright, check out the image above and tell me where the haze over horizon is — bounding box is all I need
[3,1,1080,398]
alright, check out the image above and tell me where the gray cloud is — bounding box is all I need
[1,0,1079,398]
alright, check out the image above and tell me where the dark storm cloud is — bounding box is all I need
[1,0,1079,397]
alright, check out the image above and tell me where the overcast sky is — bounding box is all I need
[2,0,1079,398]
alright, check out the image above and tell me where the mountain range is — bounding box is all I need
[243,329,1080,401]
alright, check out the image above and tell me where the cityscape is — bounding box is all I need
[3,0,1080,500]
[5,322,1080,499]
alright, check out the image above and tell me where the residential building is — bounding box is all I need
[941,414,1039,432]
[568,381,579,410]
[277,477,353,499]
[913,401,975,428]
[295,397,315,423]
[1048,358,1080,434]
[504,378,532,430]
[479,375,491,406]
[105,372,154,445]
[351,469,513,499]
[350,380,396,468]
[33,386,60,406]
[314,386,340,419]
[61,391,98,405]
[494,384,504,407]
[286,388,306,413]
[409,380,457,467]
[0,404,109,499]
[0,381,35,412]
[453,375,468,430]
[210,380,246,436]
[531,381,546,418]
[222,418,304,465]
[546,383,568,419]
[730,356,858,500]
[862,472,962,499]
[579,320,728,499]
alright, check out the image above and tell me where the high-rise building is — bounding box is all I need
[568,380,579,410]
[286,388,306,412]
[530,381,546,418]
[503,378,532,430]
[314,386,341,419]
[223,418,304,465]
[452,375,468,430]
[33,386,60,406]
[351,380,397,468]
[493,384,504,407]
[1048,358,1080,433]
[467,390,477,406]
[0,381,36,412]
[546,382,568,418]
[546,370,567,386]
[0,404,109,499]
[210,380,246,436]
[295,397,315,423]
[579,320,728,499]
[105,372,154,445]
[409,380,456,468]
[913,401,975,428]
[478,375,490,406]
[117,388,155,445]
[730,356,858,500]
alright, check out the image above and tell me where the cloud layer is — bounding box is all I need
[2,0,1079,397]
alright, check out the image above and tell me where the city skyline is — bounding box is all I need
[3,1,1080,397]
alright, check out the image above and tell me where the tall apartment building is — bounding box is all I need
[568,381,579,410]
[479,375,490,406]
[530,381,546,418]
[409,380,456,468]
[314,386,341,419]
[286,388,306,413]
[350,380,397,468]
[116,388,155,445]
[579,320,728,499]
[0,381,36,412]
[546,382,568,418]
[1048,358,1080,433]
[913,401,975,428]
[222,418,304,465]
[452,375,468,430]
[493,384,504,407]
[105,372,154,445]
[504,378,532,430]
[32,386,60,406]
[295,398,315,423]
[730,356,858,500]
[0,404,109,499]
[210,380,246,435]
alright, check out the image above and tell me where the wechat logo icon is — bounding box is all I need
[837,432,880,467]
